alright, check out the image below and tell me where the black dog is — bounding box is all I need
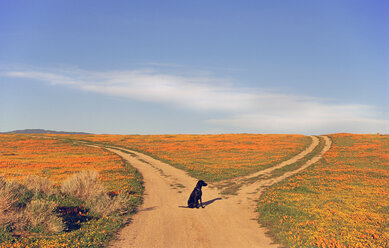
[187,180,207,208]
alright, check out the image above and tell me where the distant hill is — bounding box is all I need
[0,129,91,135]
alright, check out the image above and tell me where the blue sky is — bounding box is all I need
[0,0,388,134]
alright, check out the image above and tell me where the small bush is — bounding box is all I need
[0,177,21,227]
[23,175,55,196]
[61,171,106,200]
[60,171,134,217]
[0,190,17,226]
[0,177,29,204]
[85,193,111,217]
[1,176,63,233]
[86,191,134,217]
[112,192,136,215]
[22,199,64,233]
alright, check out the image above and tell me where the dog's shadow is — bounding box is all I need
[178,197,222,208]
[203,197,222,206]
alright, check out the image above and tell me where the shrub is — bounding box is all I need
[61,171,106,200]
[0,177,21,227]
[0,189,17,226]
[60,171,134,217]
[0,177,29,203]
[23,175,55,196]
[22,199,64,233]
[111,192,136,215]
[86,191,134,217]
[85,193,111,217]
[1,176,63,233]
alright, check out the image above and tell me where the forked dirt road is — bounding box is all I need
[107,136,331,248]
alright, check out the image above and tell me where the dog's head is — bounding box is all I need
[196,180,207,188]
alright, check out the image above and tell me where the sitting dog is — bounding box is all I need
[187,180,207,208]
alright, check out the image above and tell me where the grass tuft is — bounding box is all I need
[22,199,64,233]
[23,175,56,196]
[61,170,105,200]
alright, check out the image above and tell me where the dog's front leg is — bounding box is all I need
[200,197,205,208]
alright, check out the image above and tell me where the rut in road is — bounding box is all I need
[107,135,331,248]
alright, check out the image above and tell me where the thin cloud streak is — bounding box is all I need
[3,68,389,134]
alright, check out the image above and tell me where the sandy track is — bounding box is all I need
[107,136,331,248]
[213,136,318,189]
[237,136,331,209]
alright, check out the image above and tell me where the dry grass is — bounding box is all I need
[61,170,105,200]
[23,175,55,195]
[0,191,17,227]
[1,171,135,226]
[0,177,21,227]
[2,171,129,234]
[86,191,135,217]
[0,170,139,247]
[1,176,63,233]
[22,199,64,233]
[60,171,135,217]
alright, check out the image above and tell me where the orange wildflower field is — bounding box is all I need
[0,134,143,247]
[61,133,311,181]
[257,134,389,248]
[0,134,135,192]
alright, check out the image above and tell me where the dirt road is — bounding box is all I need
[107,136,331,248]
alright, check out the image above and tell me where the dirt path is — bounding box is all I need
[237,136,331,209]
[213,136,319,191]
[107,136,331,248]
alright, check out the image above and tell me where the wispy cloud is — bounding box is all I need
[137,62,246,73]
[3,67,388,134]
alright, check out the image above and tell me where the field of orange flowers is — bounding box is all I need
[257,134,389,248]
[0,134,136,192]
[59,133,311,181]
[0,134,143,247]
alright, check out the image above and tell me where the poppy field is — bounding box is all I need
[0,134,143,247]
[0,134,141,192]
[2,132,386,247]
[60,133,311,181]
[257,134,389,248]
